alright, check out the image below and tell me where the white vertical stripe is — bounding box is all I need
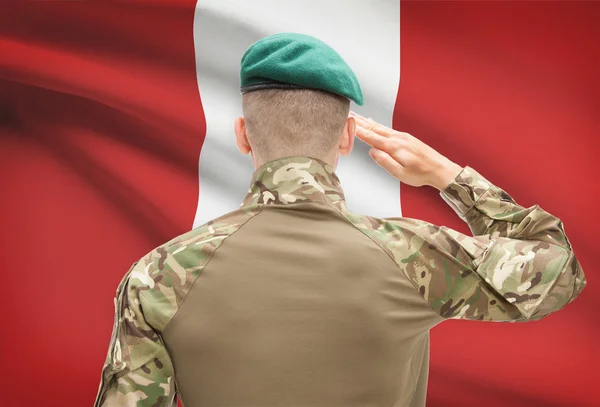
[192,0,401,228]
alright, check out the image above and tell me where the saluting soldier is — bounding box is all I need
[94,32,586,407]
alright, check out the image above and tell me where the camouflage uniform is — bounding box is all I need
[94,155,586,407]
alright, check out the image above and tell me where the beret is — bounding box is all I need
[240,32,364,106]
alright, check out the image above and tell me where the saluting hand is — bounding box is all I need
[349,111,463,191]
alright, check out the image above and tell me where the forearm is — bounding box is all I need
[95,261,177,407]
[439,165,570,247]
[438,165,586,319]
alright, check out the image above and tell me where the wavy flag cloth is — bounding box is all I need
[1,1,598,406]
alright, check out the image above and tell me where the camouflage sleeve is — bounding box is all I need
[381,165,586,322]
[94,261,177,407]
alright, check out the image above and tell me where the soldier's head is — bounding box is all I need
[234,88,356,169]
[235,32,363,170]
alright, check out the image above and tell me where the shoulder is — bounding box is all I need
[340,209,486,262]
[122,204,264,330]
[336,209,486,284]
[341,208,513,318]
[333,206,417,261]
[338,210,423,258]
[159,203,263,260]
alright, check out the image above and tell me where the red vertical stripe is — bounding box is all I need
[397,2,599,406]
[0,2,201,406]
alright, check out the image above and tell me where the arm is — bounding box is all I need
[94,261,177,406]
[386,165,586,322]
[348,112,586,321]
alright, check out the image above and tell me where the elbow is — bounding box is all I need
[553,251,587,310]
[521,251,587,320]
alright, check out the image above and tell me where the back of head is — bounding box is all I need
[241,88,350,163]
[239,32,363,164]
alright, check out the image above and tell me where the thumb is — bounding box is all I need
[369,148,404,180]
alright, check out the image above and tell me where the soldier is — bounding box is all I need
[94,32,586,407]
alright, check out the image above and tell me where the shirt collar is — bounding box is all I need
[240,155,347,210]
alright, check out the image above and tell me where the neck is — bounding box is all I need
[252,150,338,170]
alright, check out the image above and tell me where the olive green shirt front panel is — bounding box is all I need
[164,202,442,407]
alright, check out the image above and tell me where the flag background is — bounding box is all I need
[1,1,598,406]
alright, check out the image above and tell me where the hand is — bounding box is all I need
[349,111,463,191]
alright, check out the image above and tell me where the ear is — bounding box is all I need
[234,117,251,155]
[339,116,356,156]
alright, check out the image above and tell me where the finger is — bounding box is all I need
[369,148,405,178]
[349,112,383,130]
[354,117,390,137]
[350,112,413,140]
[350,114,394,138]
[355,124,392,152]
[349,111,374,122]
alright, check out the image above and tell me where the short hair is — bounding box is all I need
[241,88,350,163]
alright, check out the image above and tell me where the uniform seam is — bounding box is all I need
[323,202,445,321]
[160,204,265,335]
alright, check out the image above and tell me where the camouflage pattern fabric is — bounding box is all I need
[95,155,586,405]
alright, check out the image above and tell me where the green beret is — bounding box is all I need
[240,32,364,106]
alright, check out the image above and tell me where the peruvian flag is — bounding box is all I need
[1,1,597,406]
